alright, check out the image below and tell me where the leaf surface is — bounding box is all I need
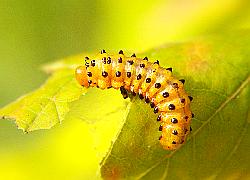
[100,31,250,179]
[0,69,86,132]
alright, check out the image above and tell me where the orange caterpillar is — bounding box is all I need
[75,50,193,150]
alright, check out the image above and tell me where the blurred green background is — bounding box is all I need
[0,0,249,179]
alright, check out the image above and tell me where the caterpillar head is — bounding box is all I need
[75,66,89,87]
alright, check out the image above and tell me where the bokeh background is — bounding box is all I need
[0,0,250,179]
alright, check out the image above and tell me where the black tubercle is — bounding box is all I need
[155,83,161,88]
[172,130,178,135]
[171,118,178,123]
[188,96,193,101]
[85,62,89,67]
[154,60,159,65]
[172,141,176,144]
[146,78,151,83]
[157,115,161,121]
[150,102,155,108]
[166,67,172,72]
[127,72,131,78]
[119,50,124,54]
[116,71,121,77]
[143,57,148,61]
[140,64,145,68]
[154,107,159,113]
[107,57,111,64]
[162,92,169,98]
[131,53,136,57]
[145,97,150,103]
[139,93,144,99]
[172,83,178,89]
[128,60,134,65]
[168,104,175,110]
[87,72,92,77]
[91,60,95,67]
[179,79,185,84]
[102,57,106,64]
[159,125,163,131]
[102,71,108,78]
[118,57,122,63]
[101,49,106,54]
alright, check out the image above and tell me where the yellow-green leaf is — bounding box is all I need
[100,31,250,179]
[0,69,86,132]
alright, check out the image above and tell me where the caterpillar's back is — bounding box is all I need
[75,50,193,150]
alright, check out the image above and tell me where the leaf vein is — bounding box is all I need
[212,123,248,179]
[25,77,75,131]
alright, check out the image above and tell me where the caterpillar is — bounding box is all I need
[75,50,193,150]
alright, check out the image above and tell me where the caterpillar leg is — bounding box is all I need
[120,86,128,99]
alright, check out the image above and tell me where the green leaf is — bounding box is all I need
[100,31,250,179]
[0,68,86,132]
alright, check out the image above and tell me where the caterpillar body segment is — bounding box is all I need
[75,50,193,150]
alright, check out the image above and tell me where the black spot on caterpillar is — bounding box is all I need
[75,50,193,150]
